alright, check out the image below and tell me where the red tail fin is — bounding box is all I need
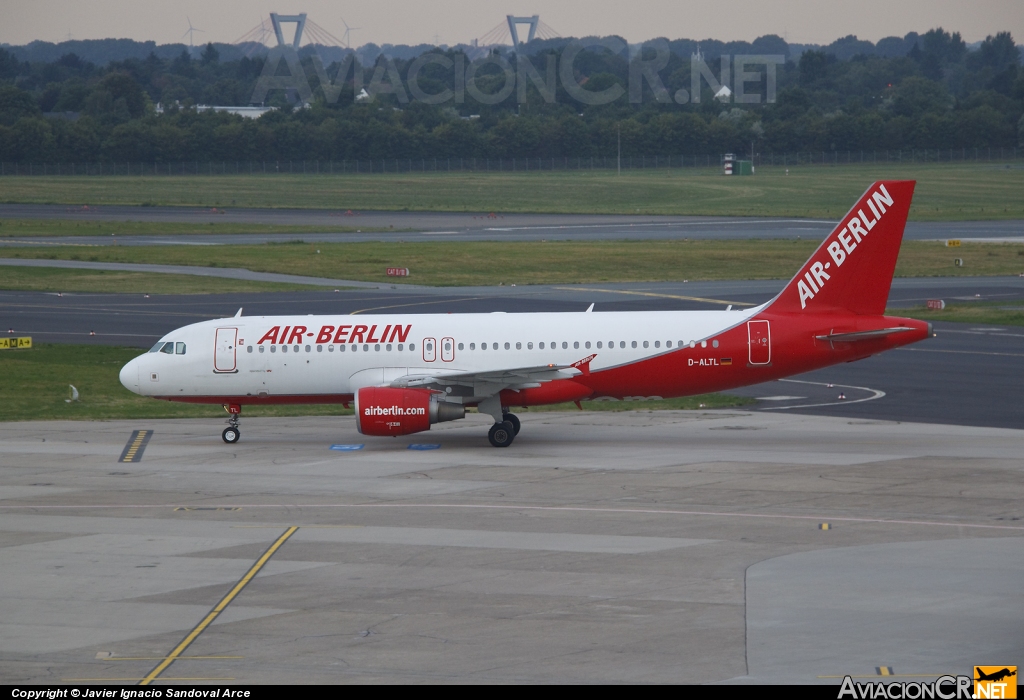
[769,181,915,315]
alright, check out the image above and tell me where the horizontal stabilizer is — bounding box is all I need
[815,327,915,342]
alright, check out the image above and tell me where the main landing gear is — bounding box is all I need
[487,412,521,448]
[222,404,241,444]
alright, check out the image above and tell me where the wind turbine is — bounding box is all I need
[341,19,360,49]
[181,17,204,47]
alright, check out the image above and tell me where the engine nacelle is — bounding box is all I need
[354,387,465,436]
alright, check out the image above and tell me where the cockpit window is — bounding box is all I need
[159,342,174,354]
[149,342,164,353]
[175,342,186,355]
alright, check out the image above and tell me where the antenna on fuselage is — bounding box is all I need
[234,308,243,317]
[585,303,594,313]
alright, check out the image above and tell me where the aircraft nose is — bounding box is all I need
[119,358,139,392]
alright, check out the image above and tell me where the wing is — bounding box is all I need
[390,363,580,393]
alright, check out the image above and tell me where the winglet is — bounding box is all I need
[234,307,243,317]
[571,353,598,376]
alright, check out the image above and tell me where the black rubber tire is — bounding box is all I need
[222,427,240,444]
[488,421,515,447]
[502,412,521,435]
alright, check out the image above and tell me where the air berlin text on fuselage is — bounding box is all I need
[256,324,412,345]
[797,184,895,309]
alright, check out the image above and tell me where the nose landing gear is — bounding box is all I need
[222,404,241,444]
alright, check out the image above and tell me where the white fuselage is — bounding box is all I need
[120,308,762,401]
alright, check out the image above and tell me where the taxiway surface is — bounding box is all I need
[1,204,1021,245]
[1,412,1021,684]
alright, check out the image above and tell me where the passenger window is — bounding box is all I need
[643,341,649,349]
[282,346,288,353]
[493,343,498,350]
[712,340,719,348]
[294,345,300,353]
[305,345,311,352]
[160,342,174,354]
[386,344,392,351]
[470,343,475,350]
[175,342,186,354]
[397,344,403,351]
[317,345,323,352]
[655,341,660,348]
[539,342,544,349]
[632,341,637,348]
[363,344,369,351]
[259,345,265,353]
[597,341,602,349]
[271,346,277,353]
[375,344,381,351]
[573,341,579,349]
[481,343,487,351]
[527,342,533,349]
[247,346,253,354]
[585,341,591,349]
[620,341,626,349]
[340,345,346,352]
[328,345,334,352]
[504,342,510,350]
[516,342,521,350]
[458,343,464,351]
[409,343,415,351]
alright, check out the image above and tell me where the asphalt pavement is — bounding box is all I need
[1,203,1021,245]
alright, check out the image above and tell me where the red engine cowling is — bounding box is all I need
[355,387,465,436]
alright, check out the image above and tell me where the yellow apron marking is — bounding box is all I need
[118,430,153,463]
[67,678,235,682]
[138,526,298,686]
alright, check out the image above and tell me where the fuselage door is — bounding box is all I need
[441,336,455,362]
[747,320,771,365]
[423,337,437,362]
[214,327,238,372]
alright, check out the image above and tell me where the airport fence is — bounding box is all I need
[0,147,1020,176]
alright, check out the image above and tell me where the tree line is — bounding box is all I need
[0,28,1021,163]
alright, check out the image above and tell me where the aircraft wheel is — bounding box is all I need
[222,427,240,444]
[502,412,521,435]
[488,421,515,448]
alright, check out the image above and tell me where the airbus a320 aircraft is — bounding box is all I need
[120,181,932,447]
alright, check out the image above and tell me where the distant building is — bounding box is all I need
[155,102,276,119]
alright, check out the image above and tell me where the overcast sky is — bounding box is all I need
[4,0,1022,48]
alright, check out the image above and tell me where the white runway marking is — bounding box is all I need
[758,379,886,410]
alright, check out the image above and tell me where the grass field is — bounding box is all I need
[4,239,1024,289]
[0,219,393,238]
[0,343,752,422]
[1,163,1022,220]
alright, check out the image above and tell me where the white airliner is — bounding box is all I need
[120,181,931,447]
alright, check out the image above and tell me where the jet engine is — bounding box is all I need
[354,387,465,436]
